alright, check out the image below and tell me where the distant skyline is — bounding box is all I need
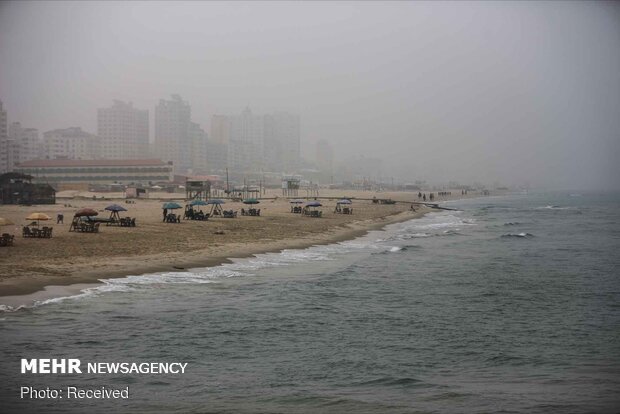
[1,1,619,189]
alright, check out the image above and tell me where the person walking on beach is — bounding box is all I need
[57,213,63,224]
[423,194,426,202]
[163,208,168,222]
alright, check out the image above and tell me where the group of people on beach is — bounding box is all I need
[417,192,434,202]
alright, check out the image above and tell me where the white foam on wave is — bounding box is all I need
[385,211,476,242]
[537,205,571,210]
[0,304,28,313]
[501,232,534,238]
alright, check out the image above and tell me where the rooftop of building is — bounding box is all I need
[43,127,95,137]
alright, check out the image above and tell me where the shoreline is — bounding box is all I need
[0,208,428,309]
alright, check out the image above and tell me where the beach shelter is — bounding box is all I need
[289,199,304,213]
[25,212,51,227]
[304,201,323,217]
[243,198,260,205]
[105,204,128,222]
[335,199,352,214]
[207,199,225,216]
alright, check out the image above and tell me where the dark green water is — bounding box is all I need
[1,192,619,413]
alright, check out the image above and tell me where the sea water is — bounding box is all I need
[1,192,619,413]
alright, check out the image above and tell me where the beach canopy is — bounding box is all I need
[151,185,163,190]
[75,208,98,217]
[25,212,51,221]
[290,199,305,204]
[243,198,260,205]
[207,199,225,205]
[162,202,182,210]
[104,204,127,212]
[337,199,352,204]
[306,201,322,207]
[0,217,14,226]
[189,199,208,206]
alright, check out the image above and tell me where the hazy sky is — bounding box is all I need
[1,1,619,189]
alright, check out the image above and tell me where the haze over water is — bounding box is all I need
[2,192,619,413]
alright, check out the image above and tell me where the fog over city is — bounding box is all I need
[1,1,619,190]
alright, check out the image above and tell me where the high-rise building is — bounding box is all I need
[316,139,334,181]
[207,115,230,173]
[228,107,264,173]
[189,122,208,175]
[154,95,192,174]
[210,115,231,146]
[9,122,40,164]
[0,100,9,172]
[42,127,101,160]
[97,100,149,160]
[263,112,300,173]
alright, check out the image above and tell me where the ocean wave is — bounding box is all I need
[354,376,422,387]
[533,205,582,214]
[501,232,534,238]
[404,232,433,238]
[0,304,29,313]
[382,211,476,242]
[375,244,423,254]
[536,205,572,210]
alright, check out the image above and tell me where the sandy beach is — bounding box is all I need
[0,189,473,305]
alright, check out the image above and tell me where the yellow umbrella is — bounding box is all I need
[26,213,51,221]
[25,213,51,227]
[0,217,13,226]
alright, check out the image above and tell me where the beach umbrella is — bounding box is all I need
[306,201,322,207]
[207,199,225,205]
[151,185,163,190]
[75,208,99,217]
[25,212,51,226]
[243,198,260,205]
[290,199,305,204]
[26,212,51,221]
[337,199,352,204]
[0,217,14,226]
[104,204,127,212]
[162,202,182,210]
[189,200,208,206]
